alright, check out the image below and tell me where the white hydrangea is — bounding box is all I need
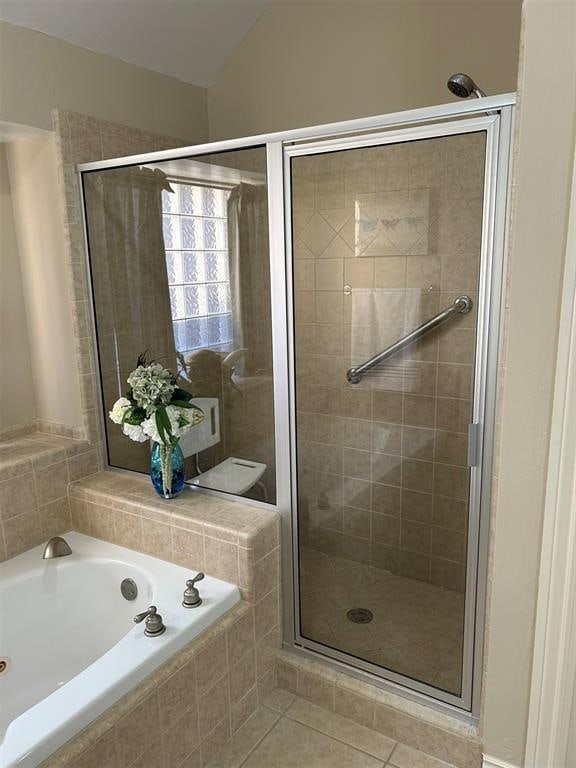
[109,397,131,424]
[142,404,202,444]
[122,422,148,442]
[127,364,175,412]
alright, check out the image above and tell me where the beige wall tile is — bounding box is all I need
[115,693,161,768]
[229,650,257,704]
[296,669,335,710]
[204,536,239,584]
[231,686,259,733]
[402,395,435,428]
[372,391,403,422]
[141,518,172,562]
[198,676,229,736]
[69,732,118,768]
[435,398,471,434]
[196,631,227,695]
[334,688,375,729]
[157,658,197,732]
[171,526,205,571]
[402,489,433,524]
[4,509,43,557]
[40,498,72,539]
[0,474,37,520]
[34,460,69,504]
[162,703,200,768]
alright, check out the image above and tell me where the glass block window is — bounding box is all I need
[162,183,233,356]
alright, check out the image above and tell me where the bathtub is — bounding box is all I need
[0,531,240,768]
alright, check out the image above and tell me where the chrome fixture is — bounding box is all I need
[182,572,205,608]
[120,578,138,601]
[42,536,72,559]
[134,605,166,636]
[347,295,472,384]
[447,72,486,99]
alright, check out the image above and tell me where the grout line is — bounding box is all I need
[236,706,283,767]
[281,701,399,763]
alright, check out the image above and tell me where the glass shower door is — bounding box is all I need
[288,124,489,706]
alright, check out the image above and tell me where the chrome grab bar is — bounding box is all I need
[346,295,473,384]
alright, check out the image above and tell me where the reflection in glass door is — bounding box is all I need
[288,125,491,708]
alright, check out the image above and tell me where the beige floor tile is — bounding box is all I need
[206,706,280,768]
[241,717,384,768]
[286,697,396,761]
[388,742,456,768]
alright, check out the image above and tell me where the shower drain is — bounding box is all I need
[347,608,373,624]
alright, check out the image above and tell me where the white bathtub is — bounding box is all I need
[0,531,240,768]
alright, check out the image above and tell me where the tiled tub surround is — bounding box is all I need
[292,132,485,592]
[275,653,482,768]
[3,532,240,768]
[39,601,268,768]
[68,471,280,605]
[0,432,99,561]
[32,470,281,767]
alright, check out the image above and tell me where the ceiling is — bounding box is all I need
[0,0,269,87]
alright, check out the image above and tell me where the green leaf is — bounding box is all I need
[155,408,167,445]
[173,387,193,402]
[155,405,174,446]
[171,399,194,408]
[122,406,146,426]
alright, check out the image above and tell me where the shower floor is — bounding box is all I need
[298,548,464,695]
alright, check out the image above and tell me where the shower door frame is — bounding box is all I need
[278,105,514,718]
[77,93,515,718]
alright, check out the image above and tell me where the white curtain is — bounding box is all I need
[84,167,177,377]
[226,183,269,377]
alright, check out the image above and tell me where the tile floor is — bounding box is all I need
[298,548,464,694]
[208,690,457,768]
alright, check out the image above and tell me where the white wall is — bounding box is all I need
[0,143,36,433]
[208,0,522,139]
[0,19,211,438]
[5,135,83,432]
[0,20,208,141]
[482,1,576,764]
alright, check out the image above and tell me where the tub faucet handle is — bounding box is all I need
[134,605,166,636]
[182,572,205,608]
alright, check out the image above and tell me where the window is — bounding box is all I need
[162,182,232,357]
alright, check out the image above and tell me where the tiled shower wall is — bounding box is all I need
[293,133,485,591]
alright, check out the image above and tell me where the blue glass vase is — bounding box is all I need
[150,441,185,499]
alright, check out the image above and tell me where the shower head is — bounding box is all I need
[447,73,487,100]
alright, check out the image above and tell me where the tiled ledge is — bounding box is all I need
[276,651,482,768]
[0,431,96,479]
[0,432,99,561]
[69,470,280,606]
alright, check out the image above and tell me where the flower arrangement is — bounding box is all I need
[109,356,203,497]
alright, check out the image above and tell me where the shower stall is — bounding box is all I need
[79,93,514,718]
